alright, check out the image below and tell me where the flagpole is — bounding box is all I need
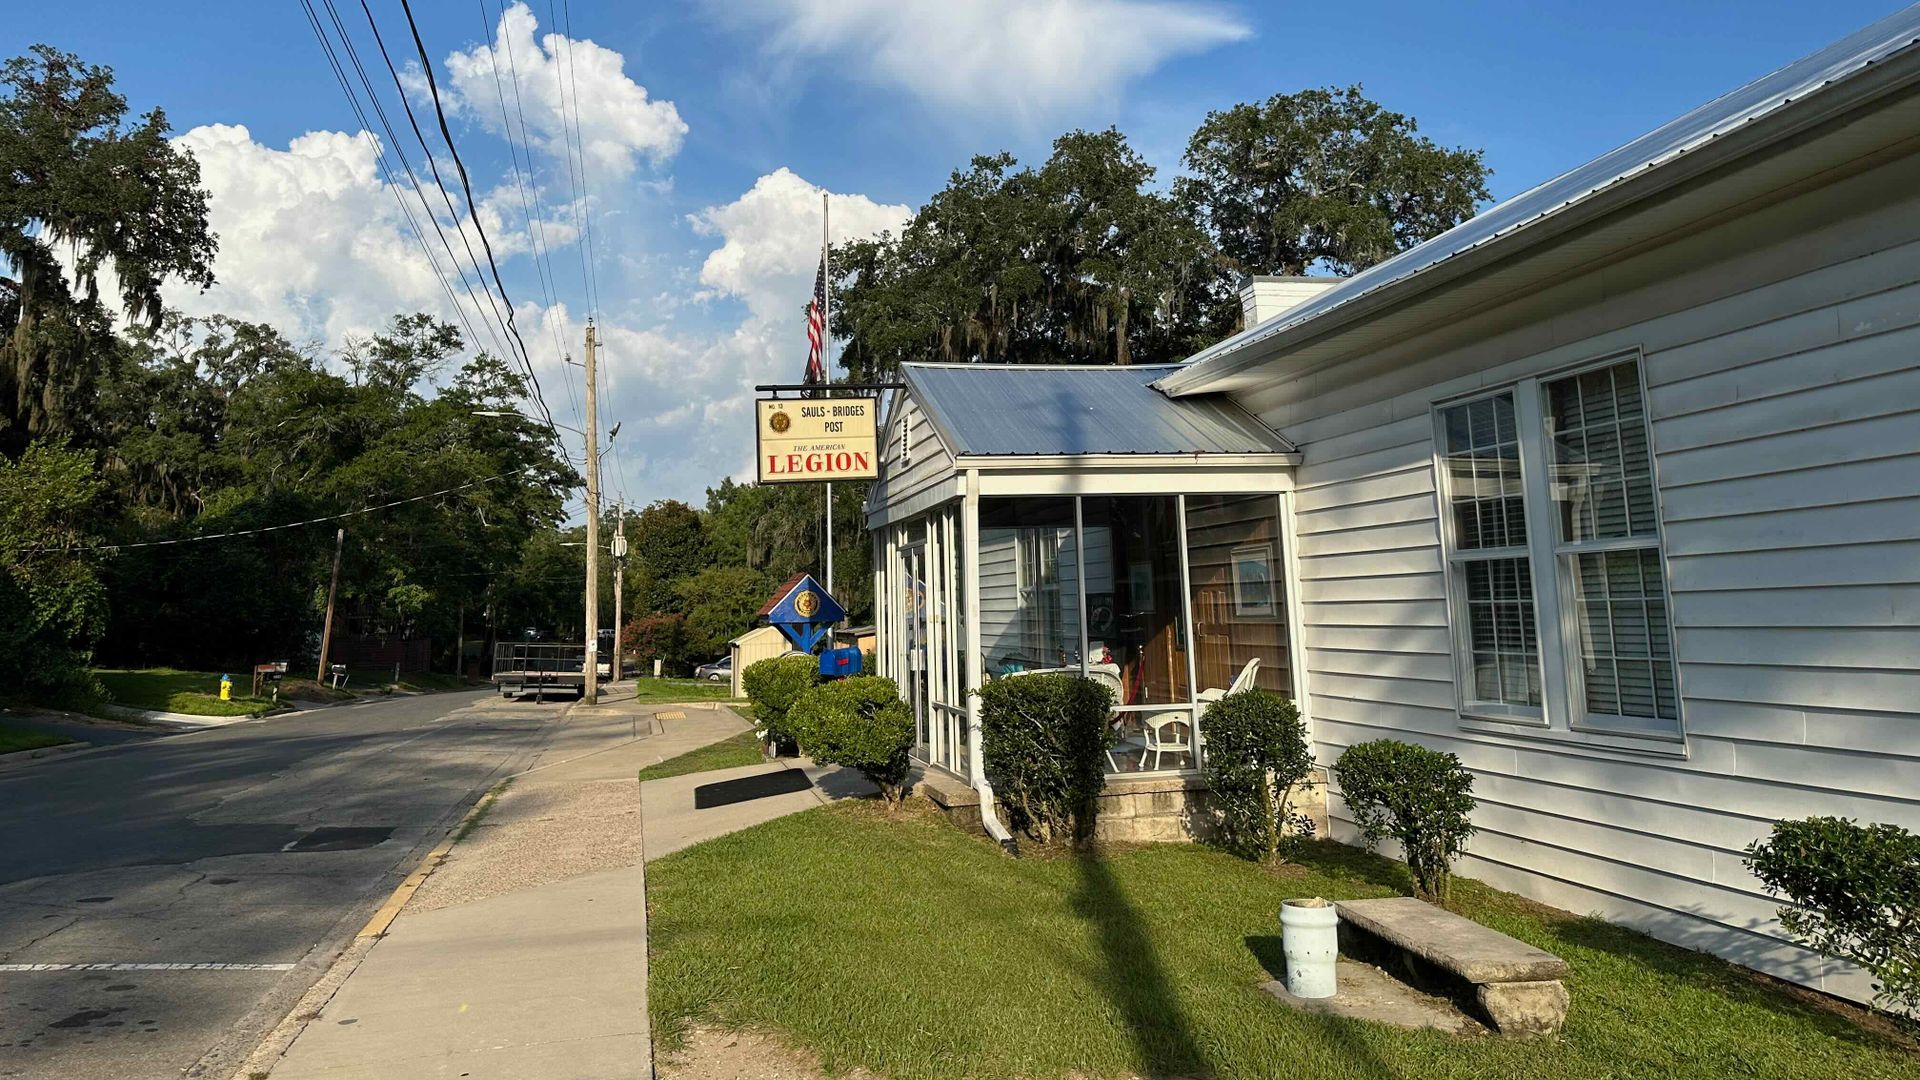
[822,190,834,602]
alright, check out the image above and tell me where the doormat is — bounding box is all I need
[694,769,813,809]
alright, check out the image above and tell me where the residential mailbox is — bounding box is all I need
[819,647,862,679]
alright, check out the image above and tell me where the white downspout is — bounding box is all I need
[963,468,1015,851]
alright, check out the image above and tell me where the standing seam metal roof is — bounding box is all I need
[900,363,1294,456]
[1155,5,1920,396]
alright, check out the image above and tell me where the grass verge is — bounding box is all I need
[0,722,73,754]
[452,779,514,844]
[94,668,277,716]
[628,677,739,705]
[648,801,1915,1080]
[637,731,766,782]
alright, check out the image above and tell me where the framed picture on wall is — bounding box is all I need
[1128,564,1155,612]
[1231,543,1276,617]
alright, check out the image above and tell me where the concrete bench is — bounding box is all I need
[1335,897,1570,1035]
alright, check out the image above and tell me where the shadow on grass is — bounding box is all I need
[1071,854,1210,1078]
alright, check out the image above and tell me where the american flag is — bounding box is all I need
[803,250,827,387]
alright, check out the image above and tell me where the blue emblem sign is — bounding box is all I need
[765,573,845,654]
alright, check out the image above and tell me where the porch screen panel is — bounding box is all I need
[1183,494,1290,698]
[1081,496,1188,705]
[977,498,1082,673]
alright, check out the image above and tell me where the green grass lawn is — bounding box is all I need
[648,802,1915,1080]
[637,731,765,782]
[95,668,278,717]
[628,677,738,704]
[0,722,72,754]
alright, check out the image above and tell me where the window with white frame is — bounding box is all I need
[1437,356,1680,737]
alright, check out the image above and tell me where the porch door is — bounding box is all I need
[902,541,931,760]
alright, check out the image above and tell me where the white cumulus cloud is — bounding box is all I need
[721,0,1250,123]
[444,1,686,179]
[165,123,476,347]
[689,167,910,320]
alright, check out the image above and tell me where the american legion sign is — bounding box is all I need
[755,397,879,483]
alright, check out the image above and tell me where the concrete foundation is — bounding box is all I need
[915,765,1329,845]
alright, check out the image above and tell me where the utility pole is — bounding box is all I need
[583,320,602,705]
[612,501,625,683]
[316,527,344,683]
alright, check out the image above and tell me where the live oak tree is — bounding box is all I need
[1175,85,1491,278]
[0,46,216,455]
[831,129,1220,379]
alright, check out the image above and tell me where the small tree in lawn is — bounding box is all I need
[1200,689,1314,863]
[787,676,915,810]
[1335,739,1477,904]
[1745,816,1919,1022]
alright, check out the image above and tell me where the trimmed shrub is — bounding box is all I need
[978,673,1115,845]
[787,676,914,808]
[1744,816,1919,1020]
[741,654,818,753]
[1199,689,1314,862]
[1335,739,1476,903]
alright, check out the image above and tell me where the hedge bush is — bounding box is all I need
[1335,739,1476,903]
[741,654,818,753]
[787,676,915,808]
[1199,689,1314,863]
[978,673,1115,845]
[1744,816,1919,1020]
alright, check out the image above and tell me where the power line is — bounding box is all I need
[93,468,538,552]
[352,1,527,378]
[296,0,488,358]
[560,0,602,319]
[546,0,599,319]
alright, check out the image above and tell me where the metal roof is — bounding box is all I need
[900,363,1293,456]
[1156,4,1920,397]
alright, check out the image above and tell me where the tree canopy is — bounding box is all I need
[831,87,1491,379]
[1176,85,1491,277]
[1,45,216,453]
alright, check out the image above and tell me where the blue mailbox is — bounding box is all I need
[819,647,862,679]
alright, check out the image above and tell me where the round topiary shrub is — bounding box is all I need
[1199,688,1314,863]
[1745,816,1920,1020]
[741,653,819,754]
[787,675,915,808]
[977,673,1115,845]
[1335,739,1476,903]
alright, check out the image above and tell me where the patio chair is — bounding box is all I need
[1126,658,1262,772]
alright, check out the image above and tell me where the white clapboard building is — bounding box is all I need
[866,9,1920,1005]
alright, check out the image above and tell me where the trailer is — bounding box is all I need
[492,642,590,700]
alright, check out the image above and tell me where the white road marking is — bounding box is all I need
[0,962,295,972]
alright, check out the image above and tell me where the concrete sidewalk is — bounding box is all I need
[255,687,750,1080]
[249,686,877,1080]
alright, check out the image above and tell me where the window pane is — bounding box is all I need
[1570,548,1678,722]
[1463,555,1541,707]
[1185,494,1291,700]
[1547,360,1658,543]
[1083,496,1188,706]
[979,498,1081,674]
[1441,392,1526,551]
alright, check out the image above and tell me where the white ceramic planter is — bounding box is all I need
[1280,898,1339,999]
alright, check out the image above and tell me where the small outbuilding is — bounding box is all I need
[726,625,789,700]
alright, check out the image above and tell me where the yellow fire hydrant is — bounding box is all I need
[219,674,232,701]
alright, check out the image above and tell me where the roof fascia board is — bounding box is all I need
[1156,42,1920,398]
[956,452,1301,470]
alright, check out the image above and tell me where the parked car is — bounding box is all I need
[694,656,731,682]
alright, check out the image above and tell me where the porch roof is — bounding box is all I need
[900,362,1294,458]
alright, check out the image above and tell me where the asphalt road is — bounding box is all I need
[0,690,565,1079]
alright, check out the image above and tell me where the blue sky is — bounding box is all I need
[11,1,1910,507]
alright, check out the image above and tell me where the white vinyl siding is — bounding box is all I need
[1258,148,1920,1006]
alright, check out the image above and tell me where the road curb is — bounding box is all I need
[356,781,507,939]
[0,740,93,771]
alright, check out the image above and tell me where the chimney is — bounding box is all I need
[1239,276,1344,329]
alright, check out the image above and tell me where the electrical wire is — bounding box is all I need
[92,468,539,552]
[297,0,489,359]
